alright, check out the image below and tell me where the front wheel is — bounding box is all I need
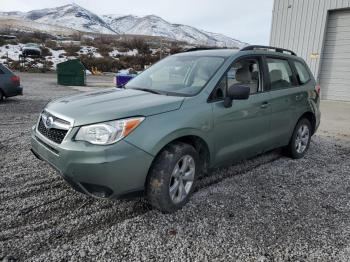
[146,142,199,213]
[284,118,312,159]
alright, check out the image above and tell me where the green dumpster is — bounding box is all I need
[57,59,86,86]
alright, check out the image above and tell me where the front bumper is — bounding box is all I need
[30,126,154,199]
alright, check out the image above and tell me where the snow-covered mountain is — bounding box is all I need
[103,14,245,48]
[0,4,116,35]
[0,4,247,48]
[102,14,137,34]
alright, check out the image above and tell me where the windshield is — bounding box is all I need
[25,43,39,47]
[125,55,225,96]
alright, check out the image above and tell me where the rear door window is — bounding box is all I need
[266,58,293,90]
[293,60,311,85]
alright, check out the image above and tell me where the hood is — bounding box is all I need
[45,88,184,126]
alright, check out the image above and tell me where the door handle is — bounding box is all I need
[260,102,269,109]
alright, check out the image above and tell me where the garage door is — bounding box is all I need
[319,9,350,101]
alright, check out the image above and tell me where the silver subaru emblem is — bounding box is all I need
[44,116,54,129]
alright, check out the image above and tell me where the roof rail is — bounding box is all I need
[185,47,228,52]
[240,45,297,56]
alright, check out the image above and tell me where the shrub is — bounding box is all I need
[32,31,51,42]
[96,43,113,57]
[119,55,159,70]
[81,37,117,49]
[81,38,94,47]
[79,55,123,72]
[40,46,52,57]
[71,33,83,41]
[119,39,151,55]
[45,40,57,49]
[9,60,21,71]
[41,60,54,72]
[6,39,19,45]
[18,35,40,44]
[116,47,129,53]
[95,36,115,45]
[153,50,170,59]
[134,40,151,55]
[64,45,81,56]
[170,45,183,54]
[51,46,62,51]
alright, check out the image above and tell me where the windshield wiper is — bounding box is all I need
[130,87,163,95]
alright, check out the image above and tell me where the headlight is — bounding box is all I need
[75,117,144,145]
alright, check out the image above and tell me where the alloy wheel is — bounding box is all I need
[169,155,195,204]
[295,124,310,154]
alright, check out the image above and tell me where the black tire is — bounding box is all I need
[0,90,3,101]
[284,118,312,159]
[146,142,199,213]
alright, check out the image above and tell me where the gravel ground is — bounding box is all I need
[1,73,350,261]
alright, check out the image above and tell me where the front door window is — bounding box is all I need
[210,57,261,101]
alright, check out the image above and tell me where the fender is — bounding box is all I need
[148,127,214,158]
[125,107,215,164]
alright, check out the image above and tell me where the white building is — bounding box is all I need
[270,0,350,101]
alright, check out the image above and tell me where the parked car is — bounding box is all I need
[31,45,321,213]
[0,63,22,101]
[21,43,41,57]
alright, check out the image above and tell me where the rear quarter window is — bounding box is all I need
[293,61,311,85]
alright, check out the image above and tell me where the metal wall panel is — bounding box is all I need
[270,0,350,79]
[319,10,350,100]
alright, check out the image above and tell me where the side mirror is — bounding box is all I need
[224,84,250,108]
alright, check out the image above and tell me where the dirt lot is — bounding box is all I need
[1,73,350,261]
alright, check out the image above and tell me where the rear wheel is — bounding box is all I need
[284,118,312,159]
[0,91,3,101]
[146,142,199,213]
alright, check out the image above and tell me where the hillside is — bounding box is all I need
[0,4,246,48]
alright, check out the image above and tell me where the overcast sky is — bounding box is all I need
[1,0,274,44]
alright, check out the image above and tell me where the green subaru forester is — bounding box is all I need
[31,45,321,213]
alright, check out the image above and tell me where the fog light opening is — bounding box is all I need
[80,182,113,198]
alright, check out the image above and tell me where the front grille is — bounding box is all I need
[37,117,68,144]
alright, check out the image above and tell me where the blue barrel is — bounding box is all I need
[116,73,137,87]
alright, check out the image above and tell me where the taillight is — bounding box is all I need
[11,75,20,86]
[315,85,321,95]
